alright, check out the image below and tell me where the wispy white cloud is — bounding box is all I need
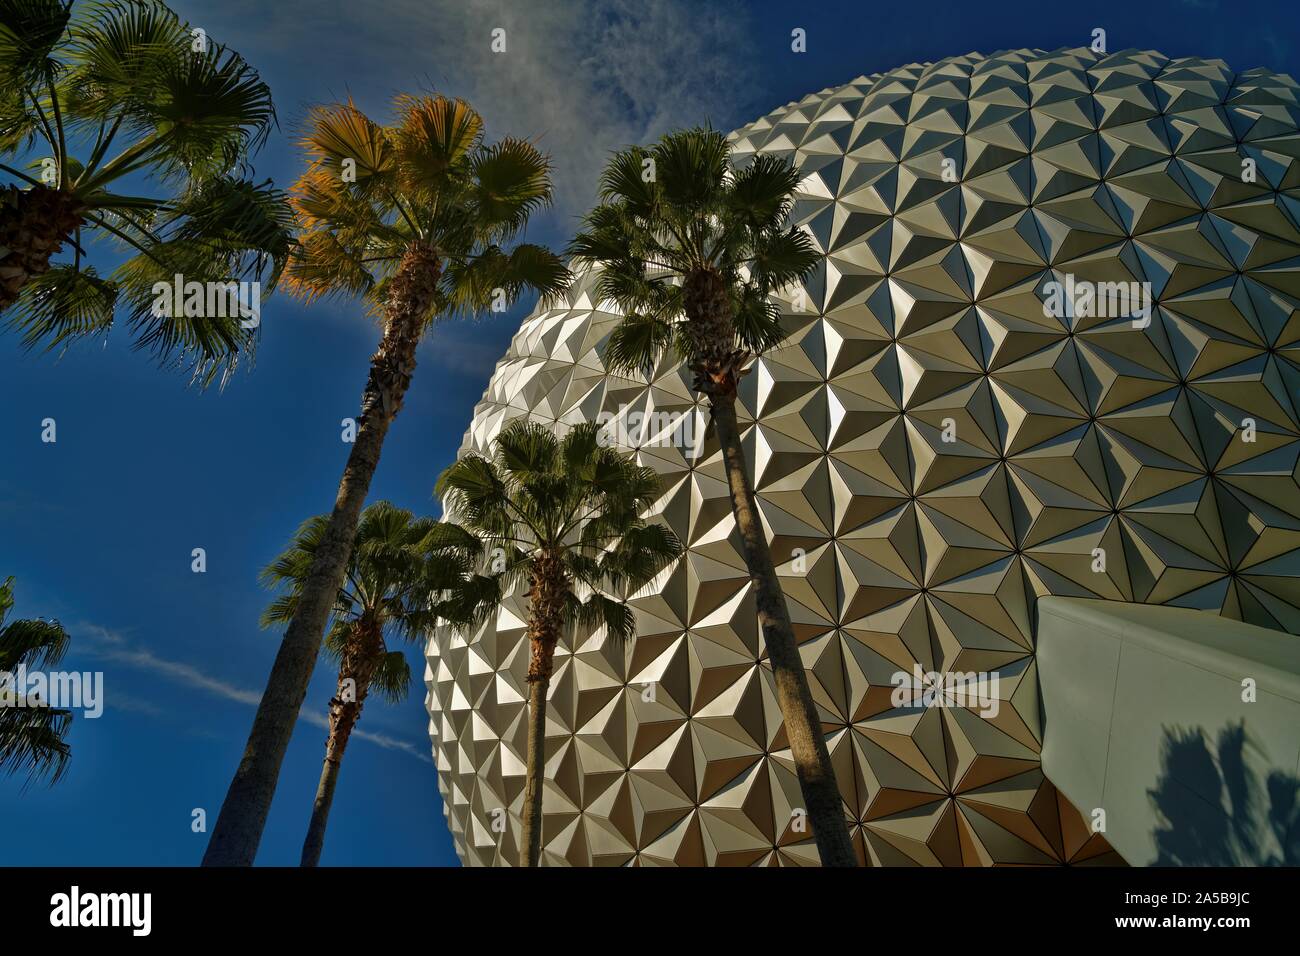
[295,708,430,762]
[194,0,756,221]
[77,624,431,762]
[413,0,758,218]
[80,624,263,705]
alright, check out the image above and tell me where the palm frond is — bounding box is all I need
[599,523,681,593]
[163,176,294,280]
[573,127,818,377]
[1,2,287,385]
[596,145,657,210]
[297,99,394,195]
[420,519,485,558]
[468,137,552,239]
[135,39,275,182]
[319,618,354,666]
[259,592,300,629]
[567,592,636,647]
[439,242,569,319]
[0,704,72,787]
[748,226,819,292]
[392,93,481,196]
[261,503,482,689]
[62,0,186,125]
[288,164,393,241]
[492,419,559,480]
[0,0,71,94]
[6,264,117,350]
[0,574,73,788]
[435,454,513,532]
[371,650,412,704]
[732,283,787,356]
[283,93,562,337]
[604,309,677,379]
[432,571,504,631]
[0,615,70,671]
[282,228,374,304]
[726,153,803,234]
[437,418,683,653]
[652,127,729,214]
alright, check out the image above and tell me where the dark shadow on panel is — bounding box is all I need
[1148,723,1299,866]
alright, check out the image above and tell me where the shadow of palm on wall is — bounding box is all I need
[1149,723,1299,866]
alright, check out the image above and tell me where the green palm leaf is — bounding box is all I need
[62,0,186,123]
[437,418,683,644]
[371,651,411,704]
[5,263,117,349]
[260,502,482,697]
[0,705,72,787]
[138,40,274,181]
[469,137,552,237]
[0,0,70,92]
[0,574,74,787]
[1,0,291,381]
[568,126,817,379]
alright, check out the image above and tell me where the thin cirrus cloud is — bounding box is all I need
[421,0,759,218]
[75,624,432,763]
[197,0,756,221]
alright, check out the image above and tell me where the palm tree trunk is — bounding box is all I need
[711,393,859,867]
[0,185,85,312]
[519,553,566,867]
[299,693,359,867]
[202,244,441,867]
[300,625,380,867]
[519,674,549,866]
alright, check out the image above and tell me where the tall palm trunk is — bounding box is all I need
[0,185,85,312]
[203,243,441,866]
[520,677,549,866]
[519,552,566,867]
[712,396,858,867]
[685,267,857,868]
[300,623,382,867]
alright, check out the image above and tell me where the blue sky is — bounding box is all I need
[1,0,1296,866]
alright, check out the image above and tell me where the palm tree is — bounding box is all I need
[567,128,858,866]
[260,501,475,867]
[0,0,293,386]
[0,576,72,786]
[202,96,569,866]
[437,419,682,866]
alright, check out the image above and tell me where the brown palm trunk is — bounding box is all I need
[300,624,382,867]
[0,185,85,312]
[203,243,441,867]
[519,552,566,867]
[684,265,857,867]
[712,396,858,867]
[520,675,549,866]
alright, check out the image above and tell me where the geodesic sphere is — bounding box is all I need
[425,47,1300,866]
